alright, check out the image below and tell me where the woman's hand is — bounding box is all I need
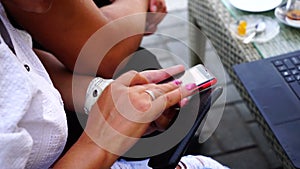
[84,65,197,156]
[54,65,197,168]
[149,0,167,13]
[145,0,167,35]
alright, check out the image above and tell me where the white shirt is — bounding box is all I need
[0,3,68,169]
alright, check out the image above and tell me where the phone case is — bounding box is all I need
[147,87,223,169]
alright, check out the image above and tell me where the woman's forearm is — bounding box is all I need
[4,0,150,78]
[53,132,118,169]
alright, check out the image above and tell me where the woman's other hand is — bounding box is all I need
[149,0,167,13]
[145,0,167,35]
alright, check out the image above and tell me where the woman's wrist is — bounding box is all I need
[76,132,119,168]
[84,77,113,114]
[54,132,118,169]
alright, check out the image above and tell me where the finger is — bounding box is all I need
[154,106,179,131]
[143,79,182,101]
[147,13,166,28]
[147,11,166,25]
[153,79,183,95]
[116,70,149,86]
[153,83,198,112]
[122,81,186,124]
[156,0,167,13]
[144,25,157,35]
[154,112,172,130]
[141,65,185,83]
[163,0,167,12]
[150,0,167,13]
[150,0,158,12]
[179,98,189,107]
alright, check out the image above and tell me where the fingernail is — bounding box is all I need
[180,98,189,107]
[152,5,157,12]
[185,83,197,90]
[173,79,182,86]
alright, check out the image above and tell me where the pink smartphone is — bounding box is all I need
[178,64,217,91]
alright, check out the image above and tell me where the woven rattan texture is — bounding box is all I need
[188,0,297,168]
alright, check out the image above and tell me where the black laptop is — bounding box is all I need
[233,50,300,169]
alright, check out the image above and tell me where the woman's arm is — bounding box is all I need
[4,0,149,78]
[34,49,92,112]
[53,66,197,169]
[35,49,197,168]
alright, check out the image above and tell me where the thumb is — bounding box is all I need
[150,0,158,12]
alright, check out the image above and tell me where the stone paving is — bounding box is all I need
[141,3,284,169]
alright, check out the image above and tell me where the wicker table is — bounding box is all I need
[188,0,300,168]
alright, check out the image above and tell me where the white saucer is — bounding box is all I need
[229,0,282,12]
[286,17,300,27]
[229,15,280,43]
[274,4,300,28]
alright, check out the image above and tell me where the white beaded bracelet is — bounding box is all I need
[84,77,113,114]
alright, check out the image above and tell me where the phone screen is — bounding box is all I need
[179,64,216,87]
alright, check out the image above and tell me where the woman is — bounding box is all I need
[0,0,229,168]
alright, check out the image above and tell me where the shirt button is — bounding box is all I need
[24,64,30,72]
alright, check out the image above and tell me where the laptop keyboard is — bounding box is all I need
[273,56,300,99]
